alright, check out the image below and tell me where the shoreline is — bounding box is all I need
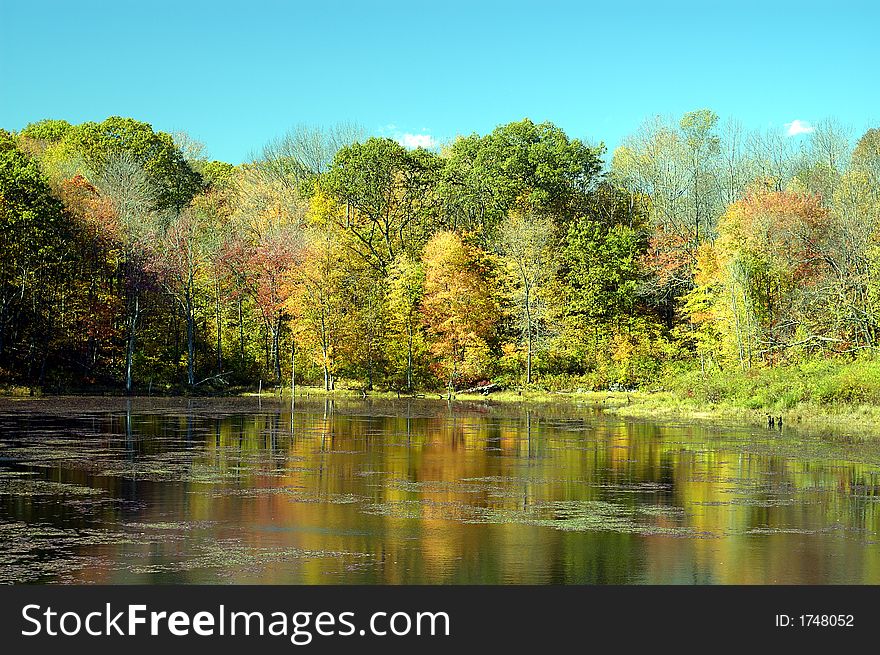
[4,383,880,443]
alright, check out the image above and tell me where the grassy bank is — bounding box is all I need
[569,358,880,441]
[290,362,880,442]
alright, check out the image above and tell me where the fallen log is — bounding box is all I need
[458,383,501,395]
[193,373,229,387]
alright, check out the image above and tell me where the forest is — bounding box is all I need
[1,112,879,399]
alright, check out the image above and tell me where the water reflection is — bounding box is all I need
[1,396,879,584]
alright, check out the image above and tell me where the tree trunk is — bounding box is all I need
[126,294,139,392]
[238,297,245,363]
[185,286,195,387]
[0,299,6,359]
[447,357,456,399]
[406,323,413,392]
[730,285,745,372]
[320,310,331,391]
[526,329,532,385]
[186,309,195,386]
[264,321,270,372]
[525,284,533,386]
[273,313,282,382]
[290,335,296,400]
[215,278,223,374]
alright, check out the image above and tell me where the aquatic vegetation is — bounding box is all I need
[0,477,106,497]
[1,397,880,584]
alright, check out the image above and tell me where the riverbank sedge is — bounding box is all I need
[245,384,880,443]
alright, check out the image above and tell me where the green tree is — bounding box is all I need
[323,137,441,274]
[19,119,73,145]
[562,220,642,333]
[202,160,237,190]
[440,119,603,234]
[851,128,880,192]
[0,130,71,380]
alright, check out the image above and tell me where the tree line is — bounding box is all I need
[1,111,878,394]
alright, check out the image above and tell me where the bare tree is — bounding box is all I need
[256,121,366,193]
[94,152,158,392]
[804,118,852,200]
[95,151,157,233]
[745,128,802,191]
[172,131,208,168]
[613,113,718,300]
[148,208,209,387]
[718,118,752,208]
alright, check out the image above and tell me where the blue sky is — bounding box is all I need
[1,0,878,164]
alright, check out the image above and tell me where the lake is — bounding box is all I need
[1,396,879,584]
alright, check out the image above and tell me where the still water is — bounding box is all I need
[1,396,879,584]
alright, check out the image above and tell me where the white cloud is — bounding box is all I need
[400,133,436,149]
[784,119,815,136]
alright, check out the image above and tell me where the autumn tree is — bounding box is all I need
[421,231,501,393]
[613,110,723,308]
[286,192,350,391]
[55,175,124,382]
[498,206,555,384]
[688,191,831,368]
[146,208,211,386]
[386,253,426,391]
[6,112,879,395]
[821,161,880,350]
[87,152,161,390]
[249,227,304,381]
[340,269,388,390]
[191,183,236,376]
[851,128,880,194]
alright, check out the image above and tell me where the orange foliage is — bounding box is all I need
[718,190,829,283]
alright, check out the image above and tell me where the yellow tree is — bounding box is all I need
[285,190,349,390]
[498,206,555,385]
[386,253,426,391]
[421,231,501,394]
